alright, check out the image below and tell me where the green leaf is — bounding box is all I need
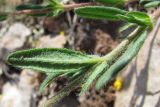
[75,6,127,21]
[40,69,89,107]
[16,4,52,17]
[0,13,8,21]
[49,9,64,17]
[140,0,154,5]
[96,0,126,6]
[96,28,148,90]
[118,11,153,29]
[15,1,65,17]
[41,89,69,107]
[119,23,136,33]
[16,4,48,11]
[7,48,102,73]
[127,11,153,29]
[39,65,91,93]
[67,66,90,81]
[48,0,64,16]
[49,0,63,9]
[140,0,160,8]
[39,73,61,93]
[144,1,160,8]
[118,23,137,39]
[75,6,153,29]
[80,61,108,95]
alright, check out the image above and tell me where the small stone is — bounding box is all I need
[37,35,66,48]
[0,23,31,50]
[0,69,39,107]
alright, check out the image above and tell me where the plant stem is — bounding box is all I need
[102,27,145,64]
[12,8,52,15]
[11,2,97,16]
[63,2,97,11]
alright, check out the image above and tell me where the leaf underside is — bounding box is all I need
[39,73,61,93]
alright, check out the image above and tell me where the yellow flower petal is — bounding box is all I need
[113,77,123,91]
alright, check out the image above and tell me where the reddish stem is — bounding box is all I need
[12,8,52,15]
[12,2,96,15]
[63,2,97,11]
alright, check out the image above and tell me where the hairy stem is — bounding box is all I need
[103,27,145,64]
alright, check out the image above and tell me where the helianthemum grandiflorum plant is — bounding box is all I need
[1,0,159,107]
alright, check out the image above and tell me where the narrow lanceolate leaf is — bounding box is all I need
[118,11,153,29]
[118,23,137,39]
[40,70,89,107]
[144,1,160,8]
[96,0,126,6]
[0,13,8,21]
[39,73,61,93]
[16,4,51,17]
[7,48,102,73]
[16,4,48,11]
[39,65,90,93]
[126,11,153,29]
[67,66,90,81]
[140,0,158,6]
[96,29,148,90]
[119,23,136,33]
[75,6,153,29]
[80,61,108,95]
[75,6,127,21]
